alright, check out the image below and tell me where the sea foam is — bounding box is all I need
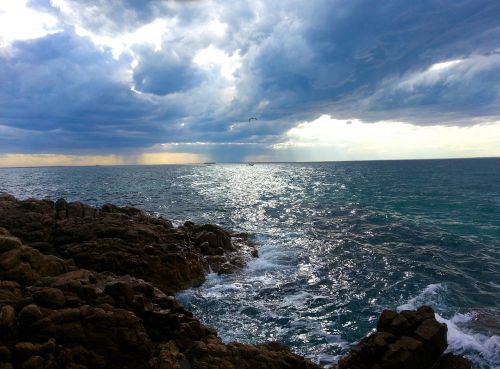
[399,284,500,369]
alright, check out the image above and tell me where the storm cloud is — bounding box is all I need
[1,0,500,159]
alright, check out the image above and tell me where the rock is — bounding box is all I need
[0,235,22,252]
[0,305,16,328]
[414,318,448,360]
[216,262,240,275]
[0,249,21,272]
[33,288,66,308]
[18,355,44,369]
[387,314,411,336]
[0,194,460,369]
[0,346,11,361]
[18,304,43,327]
[377,309,398,332]
[434,353,472,369]
[335,307,458,369]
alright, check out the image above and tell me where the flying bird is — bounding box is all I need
[248,117,258,122]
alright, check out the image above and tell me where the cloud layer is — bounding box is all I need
[1,0,500,161]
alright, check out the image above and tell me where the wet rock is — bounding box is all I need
[434,353,472,369]
[377,309,398,332]
[413,317,447,359]
[388,314,411,336]
[336,307,455,369]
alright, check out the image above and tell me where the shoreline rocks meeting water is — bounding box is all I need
[0,194,470,369]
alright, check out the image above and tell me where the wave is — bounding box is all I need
[399,284,499,369]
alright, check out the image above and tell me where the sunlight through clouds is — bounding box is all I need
[274,115,500,161]
[0,0,61,47]
[0,0,499,164]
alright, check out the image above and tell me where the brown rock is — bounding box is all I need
[0,195,325,369]
[388,314,411,336]
[15,342,39,360]
[18,355,44,369]
[0,346,11,362]
[0,235,22,252]
[18,304,43,327]
[33,288,66,308]
[434,353,472,369]
[0,249,21,271]
[416,305,436,320]
[377,310,398,332]
[414,318,448,356]
[0,305,16,328]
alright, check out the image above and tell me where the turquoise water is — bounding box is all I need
[0,158,499,368]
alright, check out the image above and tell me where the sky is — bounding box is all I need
[0,0,499,166]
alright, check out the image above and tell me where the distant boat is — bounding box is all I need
[247,163,254,166]
[203,162,216,165]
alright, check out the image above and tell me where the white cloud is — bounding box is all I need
[193,45,241,81]
[274,115,500,160]
[74,18,171,58]
[0,0,61,47]
[396,54,500,91]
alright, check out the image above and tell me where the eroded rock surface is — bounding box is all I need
[0,194,256,295]
[0,194,320,369]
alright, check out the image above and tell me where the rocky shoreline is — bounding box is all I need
[0,194,470,369]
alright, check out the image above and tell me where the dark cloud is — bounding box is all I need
[132,48,204,95]
[0,32,184,153]
[1,0,500,160]
[238,0,500,125]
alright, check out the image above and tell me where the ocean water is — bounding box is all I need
[0,158,499,368]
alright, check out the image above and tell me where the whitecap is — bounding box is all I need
[280,291,314,307]
[436,312,500,367]
[399,284,500,368]
[397,283,447,311]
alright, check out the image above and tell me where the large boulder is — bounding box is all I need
[335,306,469,369]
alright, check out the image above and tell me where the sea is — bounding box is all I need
[0,158,499,369]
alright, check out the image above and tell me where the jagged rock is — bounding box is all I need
[334,306,468,369]
[0,195,319,369]
[414,317,448,361]
[377,309,398,331]
[0,195,470,369]
[0,195,257,295]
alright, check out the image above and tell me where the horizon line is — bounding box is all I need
[0,155,498,169]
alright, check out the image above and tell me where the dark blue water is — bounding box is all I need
[1,159,499,368]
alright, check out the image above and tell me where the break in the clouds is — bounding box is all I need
[1,0,500,164]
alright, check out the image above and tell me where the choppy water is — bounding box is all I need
[1,159,499,368]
